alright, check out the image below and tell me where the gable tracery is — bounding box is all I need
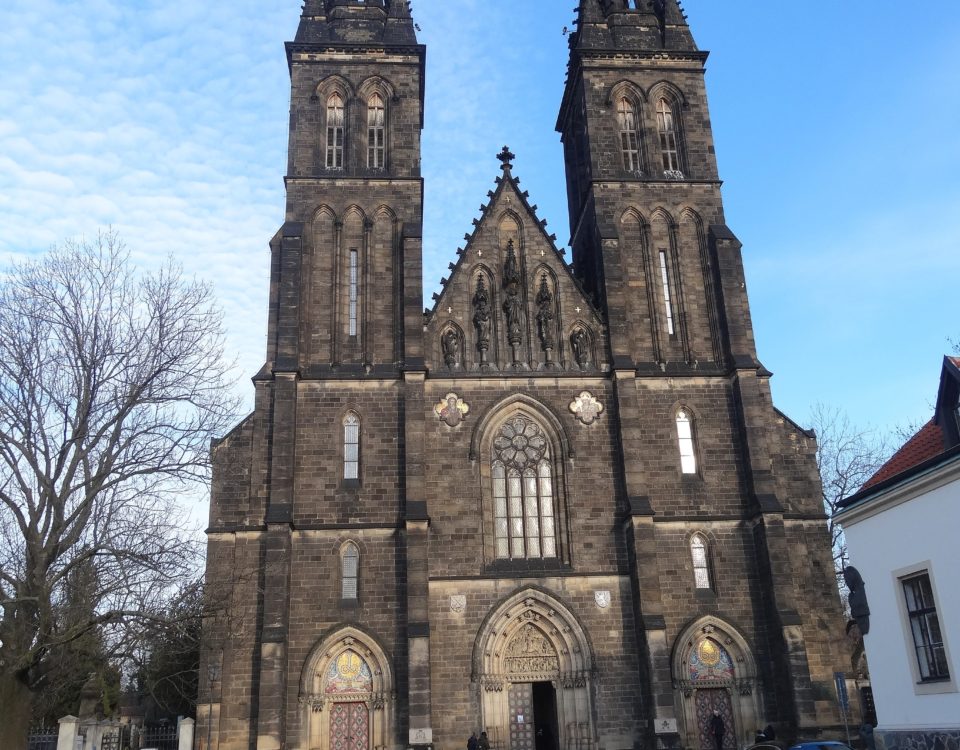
[426,168,604,374]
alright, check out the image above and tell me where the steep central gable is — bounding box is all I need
[425,148,605,374]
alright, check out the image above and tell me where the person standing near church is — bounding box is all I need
[710,710,726,750]
[468,732,479,750]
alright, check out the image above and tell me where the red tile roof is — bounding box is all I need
[861,419,945,491]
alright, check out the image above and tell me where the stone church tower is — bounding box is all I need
[199,2,852,750]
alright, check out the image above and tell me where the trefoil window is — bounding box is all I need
[341,543,359,600]
[677,408,697,474]
[617,97,641,173]
[658,250,676,336]
[656,97,681,175]
[343,412,360,481]
[492,415,557,560]
[367,93,386,169]
[348,249,359,337]
[691,534,711,589]
[326,93,345,170]
[902,572,949,681]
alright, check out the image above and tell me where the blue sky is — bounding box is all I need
[1,0,959,441]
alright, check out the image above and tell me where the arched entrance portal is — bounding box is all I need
[672,617,760,750]
[298,627,394,750]
[473,589,594,750]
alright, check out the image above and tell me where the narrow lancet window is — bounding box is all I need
[656,97,681,175]
[659,250,676,336]
[677,408,697,474]
[341,543,359,600]
[343,413,360,481]
[691,534,711,589]
[367,93,386,169]
[348,249,359,337]
[617,97,641,173]
[326,93,345,169]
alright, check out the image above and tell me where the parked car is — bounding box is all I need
[789,742,855,750]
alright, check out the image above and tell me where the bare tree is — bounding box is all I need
[0,232,238,748]
[809,404,891,596]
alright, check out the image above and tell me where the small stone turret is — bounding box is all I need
[571,0,697,52]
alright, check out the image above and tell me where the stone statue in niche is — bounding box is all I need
[535,275,555,363]
[472,277,492,365]
[571,328,591,369]
[501,241,524,364]
[441,328,460,368]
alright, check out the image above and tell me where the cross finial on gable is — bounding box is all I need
[497,146,516,172]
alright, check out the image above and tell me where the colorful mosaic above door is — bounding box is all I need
[689,639,735,681]
[325,650,374,694]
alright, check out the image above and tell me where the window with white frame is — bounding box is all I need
[658,249,676,336]
[690,534,711,589]
[326,93,345,169]
[367,93,386,169]
[902,572,950,681]
[676,408,697,474]
[343,412,360,481]
[656,97,681,175]
[616,97,641,173]
[492,415,557,560]
[341,543,359,600]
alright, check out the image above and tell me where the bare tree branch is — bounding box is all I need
[809,403,892,601]
[0,231,240,744]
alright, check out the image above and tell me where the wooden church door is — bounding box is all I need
[329,701,369,750]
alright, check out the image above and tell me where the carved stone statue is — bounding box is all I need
[571,328,590,368]
[502,241,523,348]
[472,276,491,362]
[441,328,460,368]
[844,566,870,636]
[535,275,554,352]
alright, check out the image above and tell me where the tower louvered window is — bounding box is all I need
[492,416,557,560]
[367,93,386,169]
[656,97,681,175]
[617,97,641,173]
[326,93,345,169]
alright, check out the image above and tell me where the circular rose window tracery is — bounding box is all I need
[493,416,548,470]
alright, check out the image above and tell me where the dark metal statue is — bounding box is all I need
[844,566,870,636]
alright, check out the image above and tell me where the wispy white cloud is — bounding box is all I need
[0,0,958,448]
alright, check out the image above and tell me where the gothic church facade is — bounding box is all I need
[199,2,850,750]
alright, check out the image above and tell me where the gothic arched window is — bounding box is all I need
[343,412,360,481]
[367,93,386,169]
[326,92,345,170]
[690,534,711,589]
[676,408,697,474]
[617,97,641,173]
[656,96,682,175]
[491,415,557,560]
[341,542,360,600]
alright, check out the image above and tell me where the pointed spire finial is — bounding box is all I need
[497,146,516,172]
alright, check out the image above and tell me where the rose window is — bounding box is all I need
[494,416,547,470]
